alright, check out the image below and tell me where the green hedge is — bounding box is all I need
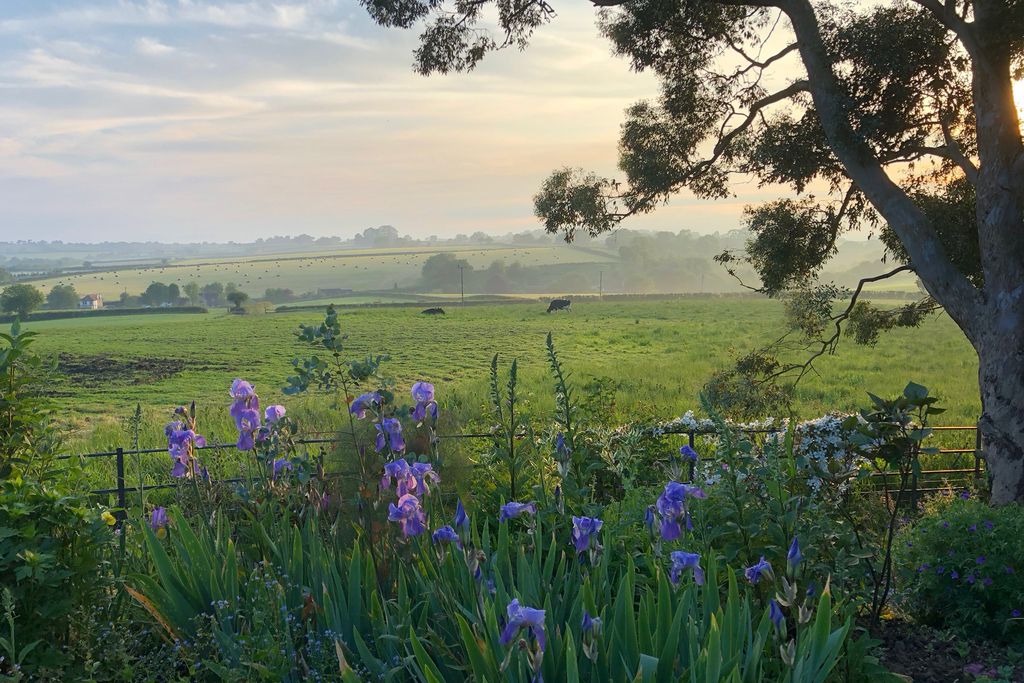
[0,306,208,323]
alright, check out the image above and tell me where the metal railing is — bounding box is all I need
[62,423,984,511]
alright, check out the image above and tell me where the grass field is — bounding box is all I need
[25,244,616,301]
[23,298,979,457]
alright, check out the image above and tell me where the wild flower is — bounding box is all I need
[679,445,698,462]
[272,458,292,479]
[230,379,261,451]
[571,516,603,555]
[454,499,469,530]
[264,405,286,423]
[499,501,537,522]
[349,392,382,419]
[655,481,706,541]
[669,551,705,586]
[150,507,168,539]
[101,510,117,526]
[375,417,405,453]
[410,382,438,423]
[499,599,546,652]
[744,556,774,585]
[769,599,785,632]
[387,494,426,537]
[432,526,460,547]
[166,421,206,477]
[787,537,803,575]
[410,462,440,495]
[381,458,415,495]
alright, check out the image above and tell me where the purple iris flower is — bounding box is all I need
[454,499,469,530]
[264,405,286,424]
[499,501,537,522]
[984,520,994,530]
[166,422,205,478]
[951,570,960,580]
[375,418,405,453]
[966,574,976,584]
[230,379,255,399]
[432,525,461,547]
[960,490,971,500]
[410,382,438,423]
[655,481,707,540]
[387,494,426,537]
[787,536,802,574]
[1012,609,1022,618]
[769,599,784,630]
[349,392,382,419]
[272,458,292,479]
[581,611,598,634]
[968,524,978,532]
[555,433,570,458]
[499,599,546,652]
[982,577,993,587]
[977,556,986,565]
[571,516,603,554]
[669,551,705,586]
[744,556,774,585]
[381,458,415,495]
[410,462,441,495]
[679,445,698,462]
[1007,566,1016,574]
[644,505,656,533]
[150,507,169,539]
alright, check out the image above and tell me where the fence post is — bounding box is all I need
[115,447,127,522]
[688,432,696,482]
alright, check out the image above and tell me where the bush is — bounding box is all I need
[0,477,114,675]
[896,495,1024,639]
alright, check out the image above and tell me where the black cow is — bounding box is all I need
[546,298,571,313]
[421,307,446,315]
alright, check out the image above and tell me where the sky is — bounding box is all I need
[0,0,791,242]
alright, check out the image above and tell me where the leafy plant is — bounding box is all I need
[896,495,1024,639]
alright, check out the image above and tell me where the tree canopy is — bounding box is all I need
[1,284,44,318]
[362,0,1024,502]
[46,284,79,310]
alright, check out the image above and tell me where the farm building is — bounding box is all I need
[78,294,103,309]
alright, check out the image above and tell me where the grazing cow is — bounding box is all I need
[422,307,446,315]
[547,298,571,313]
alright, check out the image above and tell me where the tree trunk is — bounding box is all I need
[977,326,1024,505]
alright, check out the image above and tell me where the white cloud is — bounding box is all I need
[136,37,176,55]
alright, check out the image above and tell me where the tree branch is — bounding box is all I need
[780,0,981,328]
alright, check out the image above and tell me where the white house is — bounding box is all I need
[78,294,103,309]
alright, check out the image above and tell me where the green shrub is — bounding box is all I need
[895,495,1024,639]
[0,477,114,675]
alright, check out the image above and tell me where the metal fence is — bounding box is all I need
[61,422,984,511]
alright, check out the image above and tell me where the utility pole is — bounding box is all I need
[458,265,465,305]
[599,270,603,299]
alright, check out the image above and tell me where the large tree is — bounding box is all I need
[46,284,78,310]
[1,284,44,318]
[361,0,1024,502]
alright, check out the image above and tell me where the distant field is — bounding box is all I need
[21,298,979,462]
[25,244,616,301]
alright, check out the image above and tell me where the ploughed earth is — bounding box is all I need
[872,619,1023,682]
[49,353,230,394]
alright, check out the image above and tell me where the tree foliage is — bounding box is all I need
[0,284,44,318]
[46,284,79,310]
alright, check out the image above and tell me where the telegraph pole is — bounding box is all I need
[599,270,603,299]
[458,265,465,305]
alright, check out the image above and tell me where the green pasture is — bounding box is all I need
[25,298,978,457]
[25,244,615,302]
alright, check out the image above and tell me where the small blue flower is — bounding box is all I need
[787,536,802,574]
[678,445,699,462]
[769,599,784,631]
[669,551,705,586]
[432,525,461,547]
[454,499,469,529]
[499,501,537,522]
[744,556,774,585]
[571,516,603,554]
[499,599,546,651]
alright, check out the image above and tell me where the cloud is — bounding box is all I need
[136,37,175,55]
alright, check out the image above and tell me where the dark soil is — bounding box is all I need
[872,620,1024,682]
[52,353,229,390]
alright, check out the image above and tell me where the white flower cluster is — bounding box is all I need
[652,411,867,502]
